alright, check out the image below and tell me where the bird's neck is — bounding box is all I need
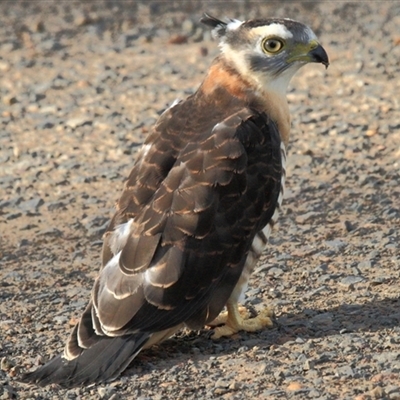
[198,57,253,102]
[198,57,291,147]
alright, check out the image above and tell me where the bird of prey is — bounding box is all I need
[21,13,328,388]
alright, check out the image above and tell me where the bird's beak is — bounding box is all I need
[308,41,329,68]
[287,40,329,69]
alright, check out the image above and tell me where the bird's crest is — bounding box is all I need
[200,13,242,39]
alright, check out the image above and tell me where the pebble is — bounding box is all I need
[340,275,365,287]
[97,386,116,399]
[66,117,93,129]
[53,316,68,324]
[268,267,284,277]
[47,201,66,211]
[336,365,355,377]
[0,358,13,372]
[325,239,347,250]
[18,198,44,213]
[358,260,373,269]
[182,19,195,34]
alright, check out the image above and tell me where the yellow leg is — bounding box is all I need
[211,300,274,339]
[208,305,250,327]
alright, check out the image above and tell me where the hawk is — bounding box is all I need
[21,14,328,388]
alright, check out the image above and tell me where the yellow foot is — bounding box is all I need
[211,302,274,340]
[208,305,250,327]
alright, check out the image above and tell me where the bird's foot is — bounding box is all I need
[211,303,274,339]
[208,305,250,327]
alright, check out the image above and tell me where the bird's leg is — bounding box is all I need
[211,300,274,339]
[208,305,250,327]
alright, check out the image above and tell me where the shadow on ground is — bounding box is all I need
[125,296,400,375]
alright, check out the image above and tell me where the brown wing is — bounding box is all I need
[86,105,282,339]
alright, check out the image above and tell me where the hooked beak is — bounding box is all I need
[287,40,329,69]
[308,42,329,68]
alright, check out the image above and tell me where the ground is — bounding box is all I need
[0,1,399,399]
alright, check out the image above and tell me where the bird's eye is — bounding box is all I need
[262,38,284,54]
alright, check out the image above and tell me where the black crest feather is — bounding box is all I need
[200,13,227,38]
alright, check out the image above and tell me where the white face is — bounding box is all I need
[218,19,317,95]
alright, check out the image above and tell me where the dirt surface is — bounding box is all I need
[1,1,399,399]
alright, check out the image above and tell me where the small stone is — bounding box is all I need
[325,239,347,250]
[370,277,385,286]
[214,378,228,389]
[306,286,329,297]
[39,228,63,237]
[287,382,304,391]
[193,29,204,43]
[39,105,58,114]
[3,96,18,106]
[9,365,20,377]
[53,316,68,324]
[6,212,22,220]
[1,357,14,371]
[32,20,45,32]
[182,19,194,34]
[263,389,285,396]
[358,260,373,269]
[229,381,241,391]
[18,239,30,247]
[303,359,315,370]
[258,362,268,374]
[311,312,333,325]
[340,276,365,287]
[66,117,92,129]
[313,263,328,273]
[40,39,63,52]
[47,201,66,211]
[268,267,284,277]
[34,355,44,366]
[366,128,378,136]
[274,370,285,380]
[343,220,357,232]
[200,46,208,56]
[168,35,188,45]
[370,386,385,399]
[37,121,54,129]
[213,388,229,395]
[19,197,44,212]
[0,60,10,71]
[97,385,117,399]
[336,365,355,377]
[308,389,321,398]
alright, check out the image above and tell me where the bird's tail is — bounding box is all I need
[19,332,151,388]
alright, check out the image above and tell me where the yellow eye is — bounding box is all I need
[262,38,284,54]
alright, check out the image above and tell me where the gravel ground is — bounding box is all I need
[1,1,400,399]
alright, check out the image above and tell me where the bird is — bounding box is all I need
[20,13,329,388]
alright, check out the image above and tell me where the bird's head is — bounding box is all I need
[201,13,329,95]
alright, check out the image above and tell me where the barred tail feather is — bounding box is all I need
[20,333,151,388]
